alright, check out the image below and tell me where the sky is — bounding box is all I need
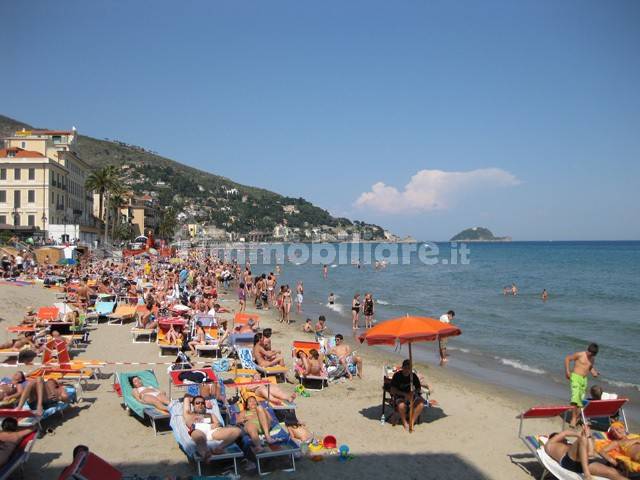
[3,0,639,240]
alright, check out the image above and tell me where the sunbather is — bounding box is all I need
[253,334,285,368]
[235,396,277,451]
[0,418,36,468]
[545,425,628,480]
[183,395,241,459]
[15,377,70,416]
[188,322,206,353]
[129,376,170,411]
[241,373,296,405]
[0,332,36,351]
[598,422,640,474]
[166,324,183,346]
[0,372,27,404]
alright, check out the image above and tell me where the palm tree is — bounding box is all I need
[85,165,119,246]
[108,186,127,237]
[158,207,178,240]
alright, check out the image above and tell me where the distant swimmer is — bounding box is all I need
[328,292,335,305]
[542,289,548,301]
[323,264,328,279]
[511,283,518,296]
[276,264,281,275]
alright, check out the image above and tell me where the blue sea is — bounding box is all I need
[240,241,640,421]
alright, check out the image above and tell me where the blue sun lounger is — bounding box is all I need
[169,400,244,476]
[116,370,169,435]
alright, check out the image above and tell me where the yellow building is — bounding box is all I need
[0,128,100,243]
[96,191,160,238]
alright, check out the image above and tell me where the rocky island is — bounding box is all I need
[450,227,512,242]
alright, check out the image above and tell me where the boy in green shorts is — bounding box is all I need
[564,343,599,427]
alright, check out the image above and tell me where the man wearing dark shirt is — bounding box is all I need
[390,359,424,431]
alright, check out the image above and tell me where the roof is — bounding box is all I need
[0,147,45,158]
[15,130,74,136]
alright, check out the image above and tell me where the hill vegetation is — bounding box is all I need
[450,227,511,242]
[1,114,386,239]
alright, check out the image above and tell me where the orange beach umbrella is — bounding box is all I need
[358,315,462,432]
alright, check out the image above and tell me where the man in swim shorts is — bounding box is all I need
[183,395,241,459]
[565,343,599,427]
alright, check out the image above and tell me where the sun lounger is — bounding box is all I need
[86,301,116,324]
[131,306,157,343]
[237,347,288,381]
[115,370,170,435]
[107,304,137,326]
[291,341,328,390]
[234,377,296,411]
[169,400,244,476]
[58,449,123,480]
[517,404,610,480]
[581,398,629,432]
[234,312,260,329]
[157,319,186,357]
[168,367,218,399]
[0,430,37,480]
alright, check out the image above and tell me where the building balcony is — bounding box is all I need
[56,204,64,211]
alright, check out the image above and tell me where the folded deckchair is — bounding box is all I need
[0,430,37,480]
[116,370,169,436]
[237,347,288,381]
[169,400,244,476]
[45,340,105,379]
[518,405,609,480]
[291,341,328,391]
[107,304,137,326]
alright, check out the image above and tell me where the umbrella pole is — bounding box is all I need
[409,342,414,433]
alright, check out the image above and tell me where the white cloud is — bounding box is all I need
[355,168,520,214]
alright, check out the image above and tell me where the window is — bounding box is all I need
[28,190,35,203]
[0,215,5,224]
[14,190,21,208]
[14,214,20,226]
[52,135,62,144]
[0,169,5,180]
[21,141,26,149]
[28,215,35,226]
[14,168,21,180]
[0,191,5,202]
[28,168,35,180]
[51,191,54,204]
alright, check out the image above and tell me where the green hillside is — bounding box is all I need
[1,114,384,238]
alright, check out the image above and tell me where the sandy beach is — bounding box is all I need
[0,282,600,479]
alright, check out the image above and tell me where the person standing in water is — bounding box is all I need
[296,281,304,315]
[322,264,328,279]
[328,293,335,305]
[511,283,518,296]
[542,289,548,301]
[438,310,455,366]
[363,293,374,328]
[351,294,361,330]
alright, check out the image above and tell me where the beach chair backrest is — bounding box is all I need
[582,398,627,419]
[54,341,73,367]
[292,340,321,358]
[234,312,259,327]
[195,314,216,327]
[59,451,123,480]
[38,306,59,321]
[237,347,258,370]
[95,301,116,315]
[169,367,218,386]
[520,405,572,419]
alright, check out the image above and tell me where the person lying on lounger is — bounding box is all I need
[544,425,628,480]
[0,418,36,468]
[129,376,170,411]
[183,394,241,459]
[0,372,27,404]
[597,421,640,475]
[240,373,296,405]
[253,334,285,368]
[15,377,70,416]
[0,332,37,351]
[235,396,277,451]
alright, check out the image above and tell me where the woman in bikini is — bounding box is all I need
[363,293,375,329]
[241,373,296,406]
[282,286,292,325]
[352,294,361,330]
[188,322,206,354]
[130,376,170,411]
[235,396,277,451]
